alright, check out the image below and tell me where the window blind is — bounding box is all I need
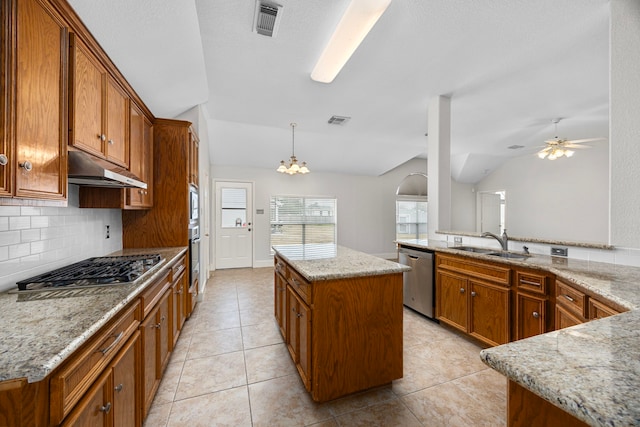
[270,196,337,247]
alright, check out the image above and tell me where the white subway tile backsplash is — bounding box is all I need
[0,185,124,292]
[9,216,30,230]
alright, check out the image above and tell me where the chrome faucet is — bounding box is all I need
[482,229,509,251]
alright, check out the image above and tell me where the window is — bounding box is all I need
[220,188,247,227]
[270,196,337,247]
[396,200,427,240]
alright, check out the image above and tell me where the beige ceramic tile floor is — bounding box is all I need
[144,267,506,427]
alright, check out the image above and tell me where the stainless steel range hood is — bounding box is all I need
[68,149,147,189]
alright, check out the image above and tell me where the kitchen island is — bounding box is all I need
[273,244,409,402]
[397,239,640,427]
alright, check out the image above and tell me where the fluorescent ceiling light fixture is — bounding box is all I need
[311,0,392,83]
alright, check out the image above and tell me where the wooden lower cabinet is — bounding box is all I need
[508,380,588,427]
[515,292,547,340]
[555,304,585,329]
[171,269,188,348]
[62,331,140,427]
[140,287,171,419]
[274,255,403,402]
[286,285,311,390]
[436,254,511,347]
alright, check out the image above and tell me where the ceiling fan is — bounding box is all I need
[537,118,605,160]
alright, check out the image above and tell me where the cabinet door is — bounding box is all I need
[171,271,187,347]
[589,298,620,320]
[436,270,468,332]
[286,286,299,363]
[70,37,104,157]
[105,77,128,167]
[469,280,510,346]
[158,289,171,374]
[286,286,311,391]
[112,333,139,427]
[189,131,199,187]
[140,305,159,418]
[274,269,287,338]
[0,1,10,197]
[14,0,67,200]
[515,292,546,341]
[61,369,111,427]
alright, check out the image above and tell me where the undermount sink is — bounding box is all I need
[453,246,496,254]
[487,251,530,259]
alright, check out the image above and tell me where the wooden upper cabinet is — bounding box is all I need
[1,0,68,204]
[126,103,153,209]
[69,35,129,168]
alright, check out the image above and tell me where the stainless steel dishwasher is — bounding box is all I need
[398,246,435,319]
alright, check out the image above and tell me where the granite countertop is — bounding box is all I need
[272,244,410,282]
[395,239,640,426]
[0,247,187,383]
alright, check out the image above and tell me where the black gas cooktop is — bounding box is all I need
[16,254,163,291]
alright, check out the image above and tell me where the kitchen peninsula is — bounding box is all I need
[397,239,640,427]
[272,244,409,402]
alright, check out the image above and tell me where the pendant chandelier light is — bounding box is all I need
[277,123,310,175]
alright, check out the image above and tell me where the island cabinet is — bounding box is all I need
[512,268,554,340]
[436,253,511,347]
[273,254,403,402]
[1,0,68,206]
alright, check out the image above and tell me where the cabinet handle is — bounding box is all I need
[519,279,542,287]
[532,311,540,318]
[460,288,465,294]
[471,291,477,297]
[563,294,575,302]
[114,383,123,392]
[176,289,182,294]
[19,161,33,172]
[155,322,161,329]
[98,331,124,355]
[99,402,112,413]
[108,139,114,145]
[0,154,7,166]
[297,312,303,318]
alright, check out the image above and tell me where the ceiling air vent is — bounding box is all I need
[327,115,351,125]
[508,145,524,150]
[254,1,282,37]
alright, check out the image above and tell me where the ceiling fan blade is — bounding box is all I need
[565,137,606,144]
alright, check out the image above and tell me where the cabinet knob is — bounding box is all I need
[19,161,33,172]
[98,134,106,141]
[0,154,7,166]
[99,402,112,413]
[532,311,540,318]
[471,291,477,297]
[460,288,465,294]
[108,139,114,145]
[114,383,123,392]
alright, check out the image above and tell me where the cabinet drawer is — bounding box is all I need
[436,254,510,286]
[288,267,312,305]
[50,302,140,424]
[139,269,171,318]
[514,270,548,295]
[589,298,620,320]
[274,257,288,279]
[171,255,187,281]
[555,280,586,318]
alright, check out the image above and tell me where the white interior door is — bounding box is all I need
[215,181,253,269]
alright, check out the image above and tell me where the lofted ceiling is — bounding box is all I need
[66,0,609,183]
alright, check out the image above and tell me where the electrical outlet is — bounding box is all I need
[551,246,568,257]
[105,225,110,239]
[454,236,463,244]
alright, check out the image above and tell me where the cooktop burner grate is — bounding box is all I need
[16,254,162,291]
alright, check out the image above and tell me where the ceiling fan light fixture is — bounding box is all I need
[310,0,392,83]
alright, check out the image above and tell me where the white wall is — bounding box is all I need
[0,186,123,292]
[450,180,476,232]
[211,158,427,267]
[610,0,640,248]
[473,140,609,244]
